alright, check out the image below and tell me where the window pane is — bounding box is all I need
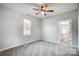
[23,19,31,35]
[59,20,72,45]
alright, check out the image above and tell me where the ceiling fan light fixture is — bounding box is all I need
[33,3,54,16]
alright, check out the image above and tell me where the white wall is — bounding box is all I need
[41,10,78,46]
[0,5,41,51]
[78,7,79,51]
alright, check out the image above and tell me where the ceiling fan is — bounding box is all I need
[32,3,54,16]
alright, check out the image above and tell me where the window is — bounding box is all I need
[59,20,72,45]
[23,19,31,35]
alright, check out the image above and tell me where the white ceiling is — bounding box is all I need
[1,3,79,19]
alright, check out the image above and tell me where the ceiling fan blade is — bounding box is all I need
[46,10,54,12]
[35,12,40,15]
[32,8,39,10]
[42,9,54,12]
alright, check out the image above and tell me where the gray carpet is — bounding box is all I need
[0,40,78,56]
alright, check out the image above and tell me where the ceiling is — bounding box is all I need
[1,3,79,19]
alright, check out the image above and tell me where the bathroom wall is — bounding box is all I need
[0,5,41,51]
[41,10,78,46]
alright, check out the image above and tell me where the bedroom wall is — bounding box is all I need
[0,5,41,51]
[78,7,79,54]
[41,10,78,46]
